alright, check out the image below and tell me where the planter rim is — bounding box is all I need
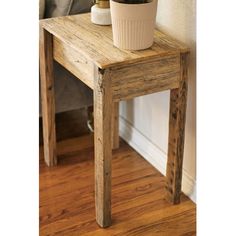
[110,0,157,19]
[110,0,154,6]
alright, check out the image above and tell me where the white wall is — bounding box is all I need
[119,0,196,202]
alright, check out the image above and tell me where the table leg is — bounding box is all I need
[166,53,189,204]
[112,102,119,149]
[94,69,112,227]
[39,28,57,166]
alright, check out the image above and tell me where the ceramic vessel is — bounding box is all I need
[110,0,158,50]
[91,4,112,25]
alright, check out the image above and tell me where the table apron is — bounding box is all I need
[53,36,181,102]
[53,37,95,89]
[110,55,180,101]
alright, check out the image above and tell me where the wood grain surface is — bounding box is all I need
[112,102,119,149]
[40,134,196,235]
[40,13,189,69]
[39,28,57,166]
[94,69,113,227]
[53,37,95,89]
[166,53,189,204]
[110,55,180,101]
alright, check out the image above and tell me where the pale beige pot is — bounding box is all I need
[110,0,158,50]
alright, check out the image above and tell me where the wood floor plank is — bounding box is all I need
[83,202,196,236]
[40,134,196,236]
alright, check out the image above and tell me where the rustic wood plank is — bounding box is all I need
[111,55,180,101]
[166,53,189,204]
[39,27,57,166]
[40,13,189,69]
[94,68,112,227]
[53,37,95,89]
[154,30,190,53]
[112,102,119,149]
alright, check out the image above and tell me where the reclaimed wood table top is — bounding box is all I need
[40,13,189,69]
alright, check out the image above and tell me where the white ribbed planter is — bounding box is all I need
[110,0,157,50]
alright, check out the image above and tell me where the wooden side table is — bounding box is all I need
[40,13,190,228]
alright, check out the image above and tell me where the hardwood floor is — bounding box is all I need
[40,133,196,236]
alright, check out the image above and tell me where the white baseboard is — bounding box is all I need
[119,116,196,203]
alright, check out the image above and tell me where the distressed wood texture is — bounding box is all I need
[39,12,190,228]
[112,102,119,149]
[94,69,112,227]
[40,13,189,69]
[39,28,57,166]
[166,53,189,204]
[53,37,95,89]
[111,55,180,101]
